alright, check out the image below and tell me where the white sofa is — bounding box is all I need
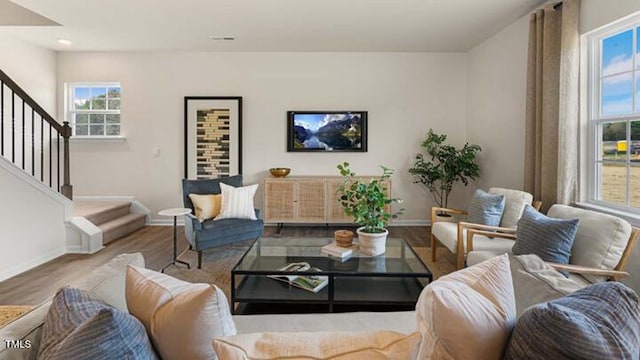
[0,253,416,360]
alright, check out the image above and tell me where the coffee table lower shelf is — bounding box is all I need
[232,274,430,315]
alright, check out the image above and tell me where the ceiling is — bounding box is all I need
[0,0,545,52]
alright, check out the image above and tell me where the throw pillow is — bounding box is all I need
[69,252,145,312]
[466,189,506,226]
[216,183,258,220]
[125,265,236,360]
[512,204,579,275]
[415,254,516,360]
[504,282,640,360]
[488,188,533,228]
[38,288,157,360]
[188,193,222,222]
[213,331,422,360]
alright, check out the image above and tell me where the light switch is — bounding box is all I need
[152,147,160,157]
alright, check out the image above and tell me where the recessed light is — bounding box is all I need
[58,39,72,45]
[209,36,235,41]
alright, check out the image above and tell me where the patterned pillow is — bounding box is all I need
[38,288,157,360]
[466,189,506,226]
[216,183,258,220]
[512,205,579,274]
[504,282,640,360]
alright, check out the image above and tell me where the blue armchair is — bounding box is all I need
[182,175,264,268]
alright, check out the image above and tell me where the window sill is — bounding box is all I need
[70,136,127,143]
[574,202,640,227]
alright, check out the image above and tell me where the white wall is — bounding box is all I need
[580,0,640,34]
[466,15,530,190]
[57,52,468,223]
[0,31,57,114]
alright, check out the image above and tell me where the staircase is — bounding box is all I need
[74,201,146,244]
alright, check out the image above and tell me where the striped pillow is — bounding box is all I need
[505,282,640,359]
[512,205,579,274]
[466,189,505,226]
[38,288,157,360]
[216,183,258,220]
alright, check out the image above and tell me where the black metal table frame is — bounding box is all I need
[161,213,191,273]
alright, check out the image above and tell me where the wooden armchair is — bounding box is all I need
[430,187,541,269]
[466,204,640,284]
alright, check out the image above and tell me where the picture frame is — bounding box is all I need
[184,96,242,179]
[287,111,368,152]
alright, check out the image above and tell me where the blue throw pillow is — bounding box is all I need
[466,189,505,226]
[512,205,579,275]
[504,282,640,360]
[38,288,157,360]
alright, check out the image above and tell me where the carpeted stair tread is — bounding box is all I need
[100,213,146,244]
[74,201,132,226]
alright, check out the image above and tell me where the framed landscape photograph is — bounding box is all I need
[184,96,242,179]
[287,111,367,152]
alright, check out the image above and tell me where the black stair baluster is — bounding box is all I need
[49,123,52,188]
[11,91,15,163]
[21,101,25,169]
[1,81,3,156]
[31,109,35,176]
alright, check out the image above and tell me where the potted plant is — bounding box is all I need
[408,129,481,218]
[336,162,402,255]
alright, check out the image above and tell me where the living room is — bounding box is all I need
[2,0,640,359]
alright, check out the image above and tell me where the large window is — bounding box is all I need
[587,15,640,210]
[67,83,121,137]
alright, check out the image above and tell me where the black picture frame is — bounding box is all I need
[287,110,368,152]
[184,96,242,179]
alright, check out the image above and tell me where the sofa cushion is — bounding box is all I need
[548,204,632,283]
[504,282,640,360]
[182,175,244,212]
[213,331,421,360]
[37,288,156,360]
[416,254,516,360]
[189,193,222,222]
[467,189,505,226]
[488,188,533,228]
[69,252,145,312]
[509,254,583,317]
[512,205,579,274]
[216,183,258,220]
[126,265,236,360]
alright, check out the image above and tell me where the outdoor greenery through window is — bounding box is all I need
[589,15,640,210]
[68,83,121,137]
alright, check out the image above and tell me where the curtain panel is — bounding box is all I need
[523,0,580,211]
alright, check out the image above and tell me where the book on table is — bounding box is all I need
[321,242,358,259]
[268,262,328,293]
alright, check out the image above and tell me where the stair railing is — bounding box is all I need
[0,69,72,199]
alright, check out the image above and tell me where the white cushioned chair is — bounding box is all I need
[430,187,541,269]
[466,204,640,285]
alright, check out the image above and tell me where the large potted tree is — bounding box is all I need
[408,129,481,217]
[336,162,402,256]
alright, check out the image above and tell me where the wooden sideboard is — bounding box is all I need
[263,176,391,225]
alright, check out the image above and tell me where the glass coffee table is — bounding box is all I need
[231,237,432,315]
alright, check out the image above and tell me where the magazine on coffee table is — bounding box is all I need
[268,262,328,293]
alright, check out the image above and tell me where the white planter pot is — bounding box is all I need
[356,227,388,256]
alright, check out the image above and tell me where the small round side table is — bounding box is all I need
[159,208,192,273]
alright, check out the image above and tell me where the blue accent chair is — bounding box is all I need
[182,175,264,268]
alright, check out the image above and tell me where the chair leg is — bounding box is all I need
[431,233,437,262]
[198,251,203,269]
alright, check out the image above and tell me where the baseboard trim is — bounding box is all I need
[0,247,66,282]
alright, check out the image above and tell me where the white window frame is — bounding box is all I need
[585,13,640,214]
[66,82,124,140]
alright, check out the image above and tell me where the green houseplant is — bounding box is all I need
[336,162,402,255]
[408,129,481,211]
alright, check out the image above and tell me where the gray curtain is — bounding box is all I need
[524,0,580,211]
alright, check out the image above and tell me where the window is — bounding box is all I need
[587,14,640,211]
[67,83,121,137]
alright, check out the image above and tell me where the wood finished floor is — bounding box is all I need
[0,225,433,305]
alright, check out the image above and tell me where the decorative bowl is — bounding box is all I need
[269,167,291,177]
